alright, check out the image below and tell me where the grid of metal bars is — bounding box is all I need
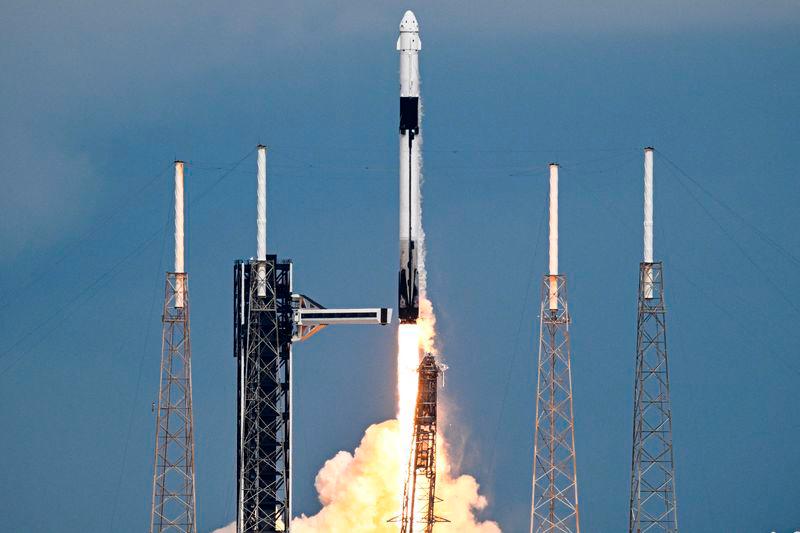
[150,272,198,533]
[629,262,678,533]
[530,274,580,533]
[400,354,448,533]
[235,257,293,533]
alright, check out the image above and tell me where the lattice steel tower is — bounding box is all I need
[628,148,678,533]
[233,146,391,532]
[150,161,198,533]
[399,354,448,533]
[530,164,580,533]
[234,255,292,532]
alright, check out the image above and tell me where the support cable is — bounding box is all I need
[570,170,800,377]
[109,193,171,532]
[657,150,800,267]
[488,191,548,473]
[656,151,800,317]
[0,231,162,376]
[0,148,255,377]
[0,161,173,311]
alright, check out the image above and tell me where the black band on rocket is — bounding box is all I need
[399,97,419,133]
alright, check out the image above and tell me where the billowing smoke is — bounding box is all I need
[292,419,500,532]
[211,417,500,533]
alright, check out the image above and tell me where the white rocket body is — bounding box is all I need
[397,10,421,324]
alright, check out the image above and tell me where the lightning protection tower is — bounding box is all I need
[150,161,198,533]
[399,353,448,533]
[530,163,580,533]
[628,148,679,533]
[233,146,391,532]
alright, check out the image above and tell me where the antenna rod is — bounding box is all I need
[174,160,185,308]
[643,147,654,299]
[256,145,267,297]
[643,147,654,263]
[257,145,267,261]
[548,163,559,311]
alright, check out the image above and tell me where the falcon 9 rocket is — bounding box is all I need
[397,10,422,324]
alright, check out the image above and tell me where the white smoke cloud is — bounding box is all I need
[292,419,500,533]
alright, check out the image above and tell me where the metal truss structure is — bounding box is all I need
[531,274,580,533]
[628,262,678,533]
[234,256,390,533]
[150,272,198,533]
[399,354,448,533]
[234,257,293,532]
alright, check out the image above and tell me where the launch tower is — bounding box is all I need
[233,146,390,532]
[399,354,447,533]
[530,164,580,533]
[628,148,679,533]
[150,161,198,533]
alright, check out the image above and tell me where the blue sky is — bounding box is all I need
[1,2,798,531]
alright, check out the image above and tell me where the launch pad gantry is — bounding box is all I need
[397,353,448,533]
[233,146,391,533]
[628,148,679,533]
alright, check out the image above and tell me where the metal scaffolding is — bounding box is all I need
[399,354,447,533]
[232,145,391,532]
[150,272,198,533]
[530,274,580,533]
[628,262,678,533]
[234,257,293,532]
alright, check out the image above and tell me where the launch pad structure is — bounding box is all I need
[233,146,390,533]
[150,161,198,533]
[628,148,679,533]
[397,354,448,533]
[530,164,580,533]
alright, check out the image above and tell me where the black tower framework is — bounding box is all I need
[234,257,293,532]
[628,262,678,532]
[233,144,391,533]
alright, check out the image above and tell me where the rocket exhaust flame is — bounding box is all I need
[398,324,422,465]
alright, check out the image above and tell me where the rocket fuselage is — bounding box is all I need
[397,10,421,324]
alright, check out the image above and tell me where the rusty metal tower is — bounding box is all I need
[530,164,580,533]
[150,161,198,533]
[233,146,391,533]
[628,148,678,533]
[399,353,447,533]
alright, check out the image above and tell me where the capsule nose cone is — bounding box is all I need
[399,10,419,33]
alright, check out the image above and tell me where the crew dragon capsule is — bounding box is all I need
[397,10,422,324]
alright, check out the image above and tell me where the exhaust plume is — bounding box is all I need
[292,419,500,533]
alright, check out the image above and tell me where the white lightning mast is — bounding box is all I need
[548,163,559,311]
[256,145,267,297]
[174,161,185,308]
[643,147,654,298]
[150,159,197,533]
